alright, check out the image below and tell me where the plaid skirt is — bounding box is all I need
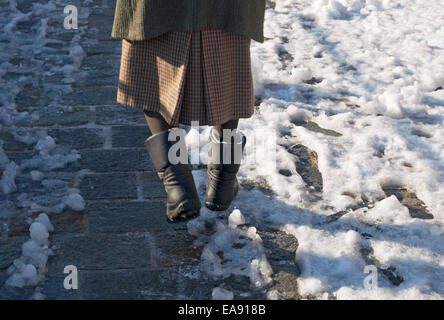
[117,30,254,126]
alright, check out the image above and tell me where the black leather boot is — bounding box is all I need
[205,128,246,211]
[144,129,201,222]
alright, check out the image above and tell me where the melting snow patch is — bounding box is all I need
[188,205,272,291]
[228,209,246,229]
[212,287,234,300]
[0,161,19,194]
[6,214,54,289]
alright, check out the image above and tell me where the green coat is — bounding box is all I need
[111,0,266,43]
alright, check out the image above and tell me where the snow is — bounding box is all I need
[0,0,84,294]
[198,224,272,288]
[6,214,54,289]
[189,172,273,290]
[212,287,234,300]
[29,222,49,246]
[35,136,56,156]
[20,139,80,172]
[228,209,246,228]
[186,0,444,299]
[356,195,411,225]
[0,161,19,194]
[30,170,44,181]
[1,0,443,300]
[64,192,85,211]
[35,213,55,233]
[5,263,39,288]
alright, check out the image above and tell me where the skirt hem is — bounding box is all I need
[117,98,254,127]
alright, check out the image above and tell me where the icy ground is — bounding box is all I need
[0,0,88,297]
[1,0,443,299]
[188,0,444,299]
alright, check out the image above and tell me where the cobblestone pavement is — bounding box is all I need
[0,0,301,300]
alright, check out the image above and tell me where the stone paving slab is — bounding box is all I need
[153,231,202,268]
[48,233,158,273]
[79,268,175,300]
[15,106,92,128]
[8,208,86,237]
[5,150,82,173]
[79,172,138,200]
[141,172,167,198]
[78,148,152,172]
[0,0,303,300]
[111,125,151,148]
[0,237,25,271]
[62,86,118,106]
[48,127,105,149]
[0,131,36,151]
[81,40,122,56]
[41,273,82,300]
[87,200,169,233]
[94,105,146,125]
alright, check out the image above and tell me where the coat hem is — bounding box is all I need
[111,25,264,43]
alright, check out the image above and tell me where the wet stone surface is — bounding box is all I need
[0,0,306,300]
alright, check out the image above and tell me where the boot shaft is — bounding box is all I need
[144,128,191,172]
[208,128,246,170]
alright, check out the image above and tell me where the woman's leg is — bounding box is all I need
[143,110,174,135]
[212,119,239,142]
[142,110,201,221]
[144,110,239,139]
[206,119,246,211]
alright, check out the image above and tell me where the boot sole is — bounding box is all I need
[205,201,229,211]
[166,210,200,223]
[205,181,239,211]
